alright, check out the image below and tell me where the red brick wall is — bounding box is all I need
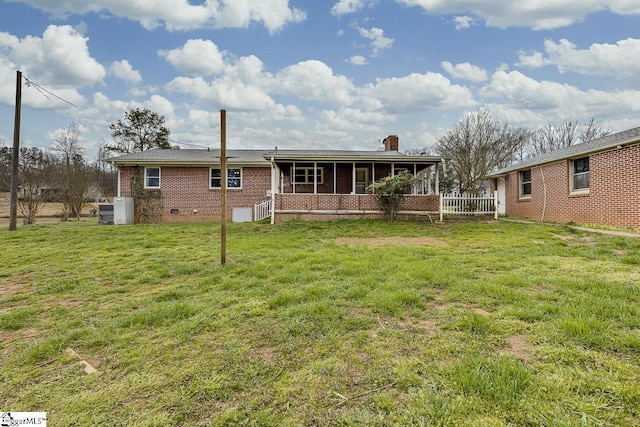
[274,193,439,223]
[119,166,271,223]
[503,143,640,230]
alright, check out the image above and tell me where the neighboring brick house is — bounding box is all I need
[108,135,447,223]
[490,126,640,231]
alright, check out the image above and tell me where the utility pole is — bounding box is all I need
[9,70,22,231]
[220,109,227,264]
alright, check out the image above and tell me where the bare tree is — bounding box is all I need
[527,119,610,158]
[435,109,529,195]
[0,143,10,193]
[528,121,579,157]
[52,123,91,220]
[17,147,49,225]
[93,144,117,198]
[107,108,171,153]
[580,118,611,143]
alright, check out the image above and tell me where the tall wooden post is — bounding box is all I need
[220,110,227,264]
[9,70,22,231]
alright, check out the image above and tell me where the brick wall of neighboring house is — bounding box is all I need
[119,166,271,223]
[502,143,640,230]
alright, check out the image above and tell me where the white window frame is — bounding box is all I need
[210,167,243,189]
[519,169,532,198]
[570,157,590,193]
[291,166,323,184]
[144,167,161,188]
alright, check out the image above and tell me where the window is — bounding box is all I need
[291,167,323,184]
[144,167,160,188]
[519,169,531,197]
[210,168,242,189]
[571,157,589,191]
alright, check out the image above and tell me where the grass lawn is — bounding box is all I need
[1,219,639,426]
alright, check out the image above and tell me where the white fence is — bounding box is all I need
[440,191,498,221]
[254,199,272,221]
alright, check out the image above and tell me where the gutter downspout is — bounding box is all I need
[117,168,122,198]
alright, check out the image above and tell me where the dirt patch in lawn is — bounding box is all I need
[500,335,533,362]
[336,236,447,247]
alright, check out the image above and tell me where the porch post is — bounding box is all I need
[270,157,276,224]
[293,162,296,194]
[372,163,376,183]
[352,162,356,194]
[314,161,318,194]
[333,162,337,194]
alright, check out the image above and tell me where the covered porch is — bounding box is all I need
[262,149,445,223]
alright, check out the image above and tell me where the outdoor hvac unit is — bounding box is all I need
[98,204,114,224]
[113,197,134,225]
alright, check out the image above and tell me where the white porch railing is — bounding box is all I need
[254,199,272,221]
[440,191,498,221]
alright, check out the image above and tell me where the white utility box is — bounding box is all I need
[232,207,252,223]
[114,197,135,225]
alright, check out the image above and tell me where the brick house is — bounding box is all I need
[108,135,447,223]
[490,126,640,231]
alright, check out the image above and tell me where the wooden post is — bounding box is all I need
[9,70,22,231]
[494,190,499,220]
[220,110,227,264]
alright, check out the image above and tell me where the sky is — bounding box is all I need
[1,0,640,159]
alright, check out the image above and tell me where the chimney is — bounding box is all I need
[383,135,399,151]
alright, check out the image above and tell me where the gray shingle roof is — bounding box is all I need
[108,148,447,166]
[107,149,270,166]
[492,126,640,176]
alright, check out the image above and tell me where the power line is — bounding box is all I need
[23,76,79,108]
[168,138,212,149]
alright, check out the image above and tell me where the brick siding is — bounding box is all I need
[502,143,640,231]
[119,166,271,223]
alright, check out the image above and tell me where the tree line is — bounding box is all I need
[2,108,171,225]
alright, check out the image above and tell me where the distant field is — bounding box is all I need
[1,219,639,425]
[0,192,98,227]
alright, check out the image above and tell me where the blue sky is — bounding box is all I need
[1,0,640,158]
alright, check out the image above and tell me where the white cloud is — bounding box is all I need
[441,61,488,82]
[393,0,640,30]
[480,69,640,126]
[11,0,306,33]
[159,39,226,76]
[347,55,368,65]
[518,38,640,78]
[516,50,551,69]
[276,60,355,104]
[321,108,391,131]
[331,0,374,16]
[362,72,477,114]
[109,60,142,83]
[358,27,394,56]
[0,25,105,88]
[453,15,475,30]
[212,0,307,34]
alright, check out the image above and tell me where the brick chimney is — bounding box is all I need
[383,135,399,151]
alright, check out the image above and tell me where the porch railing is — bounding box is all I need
[254,199,272,221]
[440,191,498,221]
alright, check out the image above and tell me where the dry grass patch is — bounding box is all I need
[500,335,534,362]
[335,236,447,247]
